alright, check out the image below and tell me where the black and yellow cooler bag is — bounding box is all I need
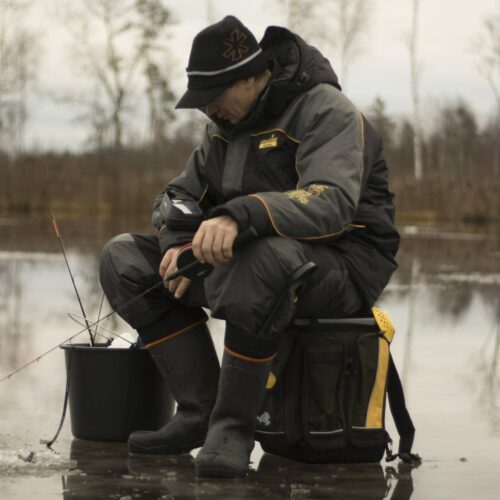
[255,308,420,464]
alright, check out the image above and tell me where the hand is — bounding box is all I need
[159,246,192,299]
[192,215,238,266]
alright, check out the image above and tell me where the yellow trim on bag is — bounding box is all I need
[365,338,390,428]
[266,371,277,389]
[372,307,395,343]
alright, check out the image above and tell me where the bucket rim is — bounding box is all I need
[60,343,145,352]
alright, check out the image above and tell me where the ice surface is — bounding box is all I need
[0,446,76,478]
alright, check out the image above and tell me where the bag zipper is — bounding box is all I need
[343,346,354,444]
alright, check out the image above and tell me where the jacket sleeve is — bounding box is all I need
[152,124,214,253]
[210,89,364,241]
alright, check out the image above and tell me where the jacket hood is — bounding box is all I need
[212,26,341,135]
[259,26,341,115]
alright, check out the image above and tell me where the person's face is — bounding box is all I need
[206,78,256,125]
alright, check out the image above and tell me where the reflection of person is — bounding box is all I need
[257,454,415,499]
[99,15,399,478]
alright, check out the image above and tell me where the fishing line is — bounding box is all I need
[0,262,196,384]
[0,227,255,383]
[67,313,136,345]
[93,292,106,345]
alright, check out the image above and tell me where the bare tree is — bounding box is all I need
[367,96,396,150]
[135,0,176,147]
[475,2,500,113]
[333,0,372,88]
[283,0,372,89]
[285,0,321,39]
[66,1,136,149]
[205,0,216,24]
[64,0,174,149]
[473,2,500,175]
[0,0,37,157]
[409,0,423,180]
[427,100,478,175]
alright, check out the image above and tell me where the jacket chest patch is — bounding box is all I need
[259,134,278,149]
[240,130,301,193]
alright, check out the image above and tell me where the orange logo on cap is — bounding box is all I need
[223,29,249,62]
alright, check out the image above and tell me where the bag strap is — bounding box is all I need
[386,354,422,465]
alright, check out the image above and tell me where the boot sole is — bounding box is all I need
[195,463,247,479]
[128,439,204,455]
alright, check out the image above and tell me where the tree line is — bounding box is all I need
[367,97,500,223]
[0,95,498,224]
[0,0,499,224]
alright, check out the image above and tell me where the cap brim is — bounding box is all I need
[175,85,230,109]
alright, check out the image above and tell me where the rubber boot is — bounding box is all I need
[128,323,220,455]
[194,351,272,478]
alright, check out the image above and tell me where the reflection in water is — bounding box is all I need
[0,216,499,498]
[401,257,419,388]
[0,257,28,370]
[62,439,416,499]
[471,298,500,436]
[392,226,500,324]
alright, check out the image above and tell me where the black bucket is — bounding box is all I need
[61,343,174,442]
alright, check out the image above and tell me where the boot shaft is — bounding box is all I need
[148,322,220,414]
[195,350,273,478]
[209,351,272,435]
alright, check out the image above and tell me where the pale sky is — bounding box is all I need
[23,0,499,151]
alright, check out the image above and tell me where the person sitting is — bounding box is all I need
[99,15,399,478]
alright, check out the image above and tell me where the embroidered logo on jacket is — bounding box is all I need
[259,134,278,149]
[223,29,249,62]
[287,184,328,204]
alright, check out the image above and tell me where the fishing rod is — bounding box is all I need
[51,210,94,346]
[0,227,257,384]
[0,257,205,384]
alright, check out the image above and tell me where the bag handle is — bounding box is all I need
[386,354,422,465]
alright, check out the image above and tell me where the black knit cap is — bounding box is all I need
[176,15,268,109]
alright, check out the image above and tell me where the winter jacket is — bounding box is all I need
[152,26,399,307]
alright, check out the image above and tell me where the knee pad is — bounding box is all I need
[205,237,306,336]
[99,233,167,329]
